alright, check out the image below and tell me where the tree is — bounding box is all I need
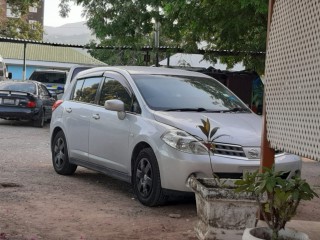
[0,0,43,41]
[59,0,268,72]
[162,0,268,72]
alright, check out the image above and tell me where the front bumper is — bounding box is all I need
[156,145,302,192]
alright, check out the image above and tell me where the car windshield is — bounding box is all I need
[132,74,250,112]
[0,82,36,94]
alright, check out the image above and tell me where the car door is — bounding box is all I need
[63,77,102,162]
[38,84,54,120]
[88,72,135,175]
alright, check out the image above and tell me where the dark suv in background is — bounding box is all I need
[29,70,67,97]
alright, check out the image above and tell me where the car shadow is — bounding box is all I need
[69,167,196,207]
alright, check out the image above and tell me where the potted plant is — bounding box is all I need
[187,118,259,240]
[235,166,319,240]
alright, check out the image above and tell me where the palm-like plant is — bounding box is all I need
[235,167,319,240]
[197,118,226,184]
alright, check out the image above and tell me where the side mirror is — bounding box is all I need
[8,72,12,79]
[104,99,126,120]
[49,91,58,100]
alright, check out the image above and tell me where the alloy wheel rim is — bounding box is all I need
[136,157,153,198]
[54,137,65,169]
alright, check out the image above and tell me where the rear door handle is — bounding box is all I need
[66,108,72,113]
[92,114,100,120]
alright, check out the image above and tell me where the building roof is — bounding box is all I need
[0,36,265,56]
[0,42,104,65]
[159,53,245,71]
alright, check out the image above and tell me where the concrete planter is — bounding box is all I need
[242,227,310,240]
[187,176,258,240]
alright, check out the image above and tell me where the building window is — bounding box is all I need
[6,4,20,18]
[29,6,38,13]
[29,20,38,30]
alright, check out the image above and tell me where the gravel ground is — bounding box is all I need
[0,119,319,240]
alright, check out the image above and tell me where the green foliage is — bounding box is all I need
[59,0,268,73]
[6,0,41,15]
[0,18,43,41]
[0,0,43,40]
[235,166,319,240]
[87,40,165,66]
[197,118,220,152]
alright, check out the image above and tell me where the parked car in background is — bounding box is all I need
[50,66,302,206]
[0,80,55,127]
[29,70,67,97]
[0,56,12,81]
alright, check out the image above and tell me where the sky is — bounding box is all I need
[44,0,85,27]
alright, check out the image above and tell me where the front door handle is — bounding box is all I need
[66,108,72,113]
[92,114,100,120]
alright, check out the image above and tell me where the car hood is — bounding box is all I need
[153,112,262,146]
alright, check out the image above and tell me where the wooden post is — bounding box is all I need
[260,0,276,172]
[258,0,276,222]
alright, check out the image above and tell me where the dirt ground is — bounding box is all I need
[0,119,319,240]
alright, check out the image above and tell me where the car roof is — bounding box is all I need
[76,66,212,79]
[0,80,36,84]
[31,70,67,73]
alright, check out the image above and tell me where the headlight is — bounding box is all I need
[161,130,208,155]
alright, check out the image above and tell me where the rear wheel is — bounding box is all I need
[33,109,45,128]
[52,131,77,175]
[133,148,167,206]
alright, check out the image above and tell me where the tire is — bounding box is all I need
[52,131,77,175]
[133,148,167,206]
[33,109,45,128]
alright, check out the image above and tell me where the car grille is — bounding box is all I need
[214,143,246,157]
[215,171,290,180]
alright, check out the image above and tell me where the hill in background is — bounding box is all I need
[43,21,95,45]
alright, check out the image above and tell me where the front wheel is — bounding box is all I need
[52,131,77,175]
[133,148,167,206]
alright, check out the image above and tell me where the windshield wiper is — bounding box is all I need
[163,108,208,112]
[221,107,250,113]
[163,108,226,113]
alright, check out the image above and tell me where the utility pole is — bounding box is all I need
[154,5,160,67]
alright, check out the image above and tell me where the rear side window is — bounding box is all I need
[39,85,50,96]
[70,67,91,82]
[72,77,102,104]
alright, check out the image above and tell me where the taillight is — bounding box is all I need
[52,100,63,112]
[27,101,36,108]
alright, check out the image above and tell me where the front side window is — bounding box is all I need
[72,77,101,104]
[132,75,250,112]
[99,78,132,111]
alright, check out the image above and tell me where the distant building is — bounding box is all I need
[0,42,105,80]
[0,0,44,37]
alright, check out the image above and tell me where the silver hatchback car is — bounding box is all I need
[50,66,301,206]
